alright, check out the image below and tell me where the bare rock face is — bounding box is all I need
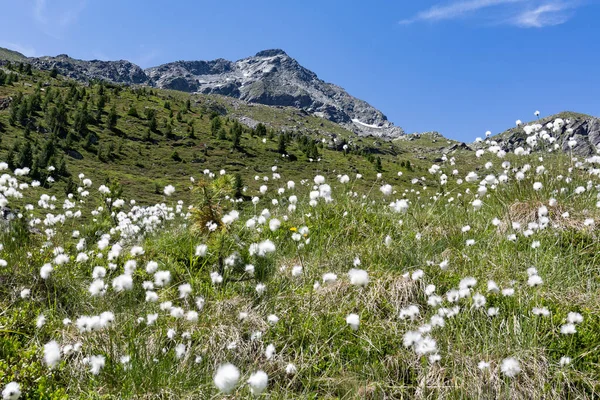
[28,54,148,84]
[12,48,404,139]
[493,112,600,156]
[145,50,404,138]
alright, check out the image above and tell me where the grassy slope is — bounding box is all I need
[1,148,599,398]
[0,47,27,63]
[2,65,599,399]
[0,67,475,206]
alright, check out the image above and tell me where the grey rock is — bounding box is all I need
[492,112,600,156]
[0,96,12,110]
[28,54,148,84]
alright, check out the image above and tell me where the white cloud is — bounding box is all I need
[400,0,525,24]
[513,3,574,27]
[400,0,580,27]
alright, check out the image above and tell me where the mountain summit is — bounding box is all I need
[2,47,403,138]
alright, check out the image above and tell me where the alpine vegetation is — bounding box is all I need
[1,115,600,398]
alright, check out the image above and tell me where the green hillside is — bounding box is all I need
[0,47,27,63]
[1,62,600,399]
[0,62,472,205]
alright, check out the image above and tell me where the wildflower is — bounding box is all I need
[36,314,46,328]
[459,277,477,290]
[414,336,437,356]
[20,288,30,299]
[487,307,499,317]
[390,199,409,213]
[92,266,106,279]
[533,182,543,191]
[89,280,107,297]
[532,307,550,316]
[285,363,297,375]
[89,355,105,375]
[154,270,171,287]
[429,354,441,363]
[348,269,369,287]
[175,344,186,359]
[267,314,279,325]
[411,269,424,280]
[163,185,175,196]
[210,271,223,284]
[250,240,276,257]
[255,283,266,295]
[186,311,199,322]
[322,273,337,284]
[487,280,499,293]
[472,293,486,308]
[265,344,276,360]
[567,312,583,324]
[560,323,577,334]
[269,218,281,231]
[478,361,490,370]
[528,275,543,287]
[403,331,422,348]
[500,357,521,377]
[112,274,133,292]
[247,371,269,396]
[425,284,436,296]
[40,263,53,279]
[43,340,61,368]
[559,356,571,366]
[291,265,303,277]
[346,313,360,330]
[178,283,192,298]
[502,288,515,296]
[439,259,449,270]
[2,382,21,400]
[195,244,208,257]
[399,305,420,320]
[380,184,393,196]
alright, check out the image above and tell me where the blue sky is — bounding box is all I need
[1,0,599,142]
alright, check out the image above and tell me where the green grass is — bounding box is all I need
[1,148,600,398]
[1,63,599,399]
[0,65,478,207]
[0,47,27,63]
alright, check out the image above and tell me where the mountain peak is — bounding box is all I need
[254,49,288,58]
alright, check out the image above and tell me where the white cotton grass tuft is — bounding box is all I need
[265,344,276,360]
[348,268,369,287]
[500,357,521,378]
[163,185,175,196]
[195,244,208,257]
[2,382,21,400]
[43,340,61,368]
[213,363,240,394]
[247,370,269,396]
[322,273,337,284]
[346,313,360,330]
[88,355,106,375]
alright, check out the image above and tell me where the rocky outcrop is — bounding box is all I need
[28,54,148,84]
[492,112,600,156]
[146,50,403,138]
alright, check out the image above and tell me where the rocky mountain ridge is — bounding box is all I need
[0,47,403,138]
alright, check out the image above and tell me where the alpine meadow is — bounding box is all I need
[1,25,600,400]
